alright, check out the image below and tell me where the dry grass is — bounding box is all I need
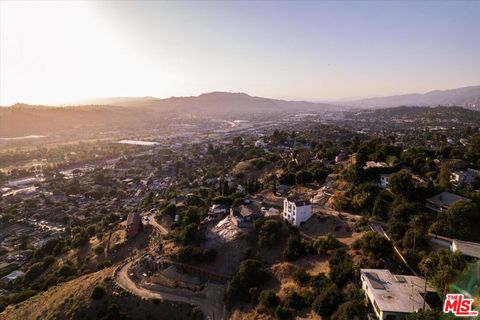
[1,267,115,320]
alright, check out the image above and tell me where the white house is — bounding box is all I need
[380,174,390,189]
[360,269,436,320]
[283,197,312,227]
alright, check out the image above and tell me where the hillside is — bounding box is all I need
[109,91,340,115]
[0,267,200,320]
[343,85,480,109]
[0,92,338,138]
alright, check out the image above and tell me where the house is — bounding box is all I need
[425,192,471,212]
[230,205,257,228]
[254,139,267,148]
[209,204,229,220]
[380,174,390,189]
[360,269,436,320]
[451,239,480,260]
[335,151,348,163]
[283,197,312,227]
[276,184,289,196]
[0,270,25,288]
[450,168,479,186]
[126,212,141,238]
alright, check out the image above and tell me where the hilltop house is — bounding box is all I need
[283,197,312,227]
[450,168,480,186]
[230,205,257,228]
[360,269,436,320]
[425,192,471,213]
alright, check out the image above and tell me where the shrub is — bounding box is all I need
[259,289,279,308]
[292,267,310,284]
[312,284,343,317]
[91,285,107,300]
[275,305,292,320]
[283,235,305,261]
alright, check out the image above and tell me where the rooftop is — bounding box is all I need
[426,192,471,208]
[286,197,311,206]
[361,269,435,314]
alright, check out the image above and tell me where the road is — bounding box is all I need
[146,214,169,235]
[116,261,227,320]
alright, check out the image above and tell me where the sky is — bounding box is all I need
[1,0,479,105]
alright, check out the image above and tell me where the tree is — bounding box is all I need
[91,285,107,300]
[225,259,269,303]
[275,305,292,320]
[419,250,466,297]
[331,191,348,211]
[312,284,343,317]
[389,170,415,200]
[283,235,305,261]
[328,249,354,286]
[94,245,105,255]
[358,231,393,260]
[259,289,279,308]
[431,201,480,242]
[331,300,366,320]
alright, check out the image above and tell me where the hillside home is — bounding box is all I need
[360,269,436,320]
[283,197,312,227]
[425,192,471,212]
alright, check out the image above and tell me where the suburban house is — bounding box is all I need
[425,192,471,212]
[208,204,229,220]
[283,197,312,227]
[230,205,257,228]
[126,212,141,238]
[380,174,390,189]
[360,269,436,320]
[450,168,480,186]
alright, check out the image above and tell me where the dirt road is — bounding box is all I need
[116,261,227,320]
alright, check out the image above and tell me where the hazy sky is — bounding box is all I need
[1,0,479,105]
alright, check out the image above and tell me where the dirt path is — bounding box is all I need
[116,262,227,320]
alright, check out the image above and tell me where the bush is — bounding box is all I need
[328,249,354,286]
[225,259,269,303]
[254,218,283,247]
[283,291,307,310]
[91,285,107,300]
[312,284,343,317]
[331,300,365,320]
[313,234,342,255]
[292,267,310,284]
[94,245,105,255]
[259,289,279,308]
[275,305,292,320]
[283,235,305,261]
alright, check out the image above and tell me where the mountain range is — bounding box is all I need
[1,86,479,138]
[342,85,480,109]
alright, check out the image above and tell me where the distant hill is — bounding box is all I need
[0,93,338,137]
[106,91,340,115]
[342,86,480,109]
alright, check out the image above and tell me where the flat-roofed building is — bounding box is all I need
[425,192,471,212]
[360,269,436,320]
